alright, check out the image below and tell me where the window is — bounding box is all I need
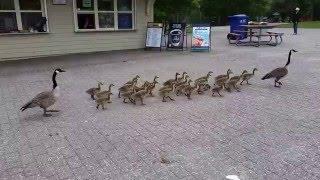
[0,0,48,34]
[74,0,135,31]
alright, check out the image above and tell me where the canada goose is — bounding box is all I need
[215,69,233,81]
[86,82,103,100]
[184,83,199,100]
[177,72,188,83]
[118,80,137,98]
[214,70,233,89]
[159,83,176,102]
[211,84,223,97]
[133,81,150,92]
[125,75,140,85]
[122,90,136,104]
[96,84,115,103]
[225,70,248,92]
[131,86,149,105]
[21,68,66,117]
[215,77,228,88]
[240,68,258,85]
[174,75,190,95]
[175,79,192,96]
[163,72,180,86]
[195,71,213,84]
[147,76,159,96]
[96,95,112,110]
[262,49,298,87]
[195,80,211,94]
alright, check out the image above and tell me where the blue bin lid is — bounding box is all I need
[228,14,248,18]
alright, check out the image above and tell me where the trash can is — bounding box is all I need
[228,14,249,40]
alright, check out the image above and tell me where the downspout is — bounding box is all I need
[145,0,156,18]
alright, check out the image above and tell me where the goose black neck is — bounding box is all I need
[52,71,57,89]
[286,50,292,67]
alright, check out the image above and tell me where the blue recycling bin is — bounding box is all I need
[228,14,249,40]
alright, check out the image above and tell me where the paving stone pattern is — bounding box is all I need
[0,28,320,180]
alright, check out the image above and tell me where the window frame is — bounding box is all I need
[0,0,49,34]
[73,0,136,32]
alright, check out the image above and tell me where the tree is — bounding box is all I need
[154,0,195,22]
[200,0,270,25]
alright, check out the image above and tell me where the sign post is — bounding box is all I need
[191,23,212,52]
[145,22,164,51]
[167,23,186,50]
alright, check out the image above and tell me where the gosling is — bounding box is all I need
[240,68,258,85]
[86,82,103,100]
[211,84,223,97]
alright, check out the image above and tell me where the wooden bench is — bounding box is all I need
[251,32,284,46]
[267,32,284,44]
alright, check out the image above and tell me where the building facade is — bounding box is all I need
[0,0,156,61]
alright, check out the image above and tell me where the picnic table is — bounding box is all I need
[229,23,287,47]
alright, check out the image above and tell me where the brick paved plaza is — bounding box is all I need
[0,27,320,180]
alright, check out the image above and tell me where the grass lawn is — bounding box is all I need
[279,21,320,28]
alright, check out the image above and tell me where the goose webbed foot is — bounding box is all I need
[140,98,145,105]
[168,96,175,101]
[118,92,121,98]
[162,97,167,102]
[187,94,191,100]
[47,110,60,112]
[43,114,52,117]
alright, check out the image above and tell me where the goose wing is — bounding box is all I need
[215,74,227,80]
[269,67,288,78]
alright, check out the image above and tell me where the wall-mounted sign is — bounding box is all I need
[83,0,92,8]
[191,23,212,52]
[145,23,163,49]
[52,0,67,5]
[167,23,186,50]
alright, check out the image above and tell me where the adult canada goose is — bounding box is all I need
[262,49,298,87]
[86,82,103,100]
[21,68,66,117]
[163,72,180,86]
[240,68,258,85]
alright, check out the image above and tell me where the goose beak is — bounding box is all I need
[60,69,66,72]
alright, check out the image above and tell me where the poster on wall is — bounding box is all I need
[191,23,212,52]
[83,0,92,8]
[167,23,186,50]
[52,0,67,5]
[145,23,163,49]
